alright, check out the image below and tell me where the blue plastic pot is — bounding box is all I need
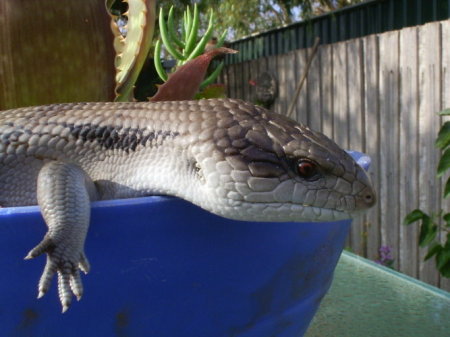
[0,152,369,337]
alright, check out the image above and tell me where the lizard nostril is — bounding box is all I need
[356,186,376,209]
[364,192,375,206]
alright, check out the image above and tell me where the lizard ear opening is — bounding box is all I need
[187,159,204,182]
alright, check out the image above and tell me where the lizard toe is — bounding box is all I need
[58,271,72,313]
[37,255,57,298]
[31,240,89,312]
[69,270,84,301]
[25,236,54,260]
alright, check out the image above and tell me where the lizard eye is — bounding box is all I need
[296,159,319,180]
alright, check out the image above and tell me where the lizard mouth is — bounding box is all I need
[217,200,351,223]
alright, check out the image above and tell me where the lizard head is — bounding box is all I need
[186,99,375,222]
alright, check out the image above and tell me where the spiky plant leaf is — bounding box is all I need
[112,0,156,101]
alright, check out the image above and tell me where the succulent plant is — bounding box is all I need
[154,4,228,90]
[150,47,236,101]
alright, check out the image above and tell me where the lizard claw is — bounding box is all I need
[25,236,90,312]
[78,252,91,274]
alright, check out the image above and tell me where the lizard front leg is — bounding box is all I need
[25,161,98,312]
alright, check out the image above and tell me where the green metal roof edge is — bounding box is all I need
[225,0,450,64]
[229,0,380,44]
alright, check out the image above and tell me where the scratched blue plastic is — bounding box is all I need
[0,198,350,337]
[0,151,370,337]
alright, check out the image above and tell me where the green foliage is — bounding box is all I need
[194,84,226,99]
[154,4,227,89]
[404,108,450,278]
[158,0,365,40]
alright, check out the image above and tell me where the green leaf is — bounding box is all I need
[438,261,450,278]
[153,40,168,82]
[436,249,450,270]
[418,216,437,247]
[424,242,443,260]
[159,7,185,61]
[444,233,450,248]
[438,108,450,116]
[436,122,450,149]
[404,209,427,225]
[184,6,192,41]
[168,6,184,49]
[182,11,188,40]
[186,10,215,61]
[200,61,224,89]
[216,29,228,48]
[437,148,450,177]
[194,84,226,99]
[184,3,199,56]
[443,213,450,226]
[444,178,450,199]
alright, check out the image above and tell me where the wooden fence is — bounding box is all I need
[221,19,450,290]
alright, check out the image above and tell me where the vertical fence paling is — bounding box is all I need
[307,45,322,133]
[399,26,420,280]
[379,30,400,270]
[295,49,308,125]
[363,34,381,261]
[418,22,442,286]
[221,19,450,291]
[441,19,450,291]
[320,44,334,140]
[347,38,364,254]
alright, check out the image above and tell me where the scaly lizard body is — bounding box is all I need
[0,98,375,311]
